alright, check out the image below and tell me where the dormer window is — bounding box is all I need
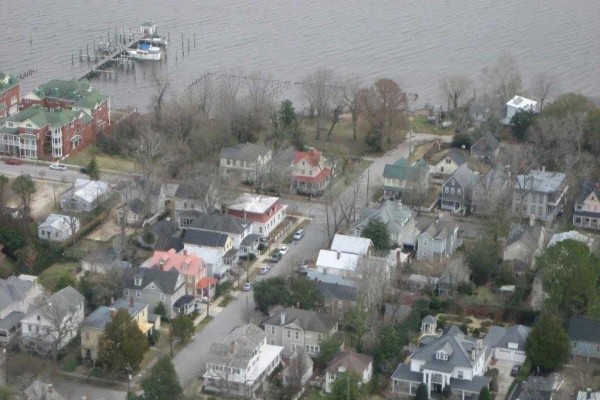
[435,351,448,360]
[134,276,142,286]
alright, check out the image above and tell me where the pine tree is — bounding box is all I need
[478,387,491,400]
[172,314,194,343]
[98,309,148,374]
[87,156,100,180]
[141,356,182,400]
[526,314,571,371]
[415,383,429,400]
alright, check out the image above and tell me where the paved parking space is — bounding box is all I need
[493,359,518,400]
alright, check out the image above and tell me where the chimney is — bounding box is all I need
[337,251,341,260]
[109,307,116,317]
[182,249,188,256]
[529,214,535,227]
[130,297,134,307]
[477,339,483,349]
[280,311,286,326]
[470,348,477,360]
[229,341,236,354]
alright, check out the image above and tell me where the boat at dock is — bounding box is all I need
[128,41,162,60]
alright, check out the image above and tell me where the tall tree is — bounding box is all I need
[87,156,100,180]
[358,78,407,151]
[529,72,557,112]
[525,314,570,371]
[361,219,391,251]
[342,76,362,141]
[253,277,290,313]
[171,314,194,344]
[315,337,341,369]
[330,370,366,400]
[440,74,473,111]
[0,175,8,212]
[510,109,536,140]
[98,309,149,375]
[11,175,35,221]
[301,68,339,140]
[288,278,324,310]
[466,237,500,285]
[140,356,183,400]
[278,100,297,130]
[481,52,523,110]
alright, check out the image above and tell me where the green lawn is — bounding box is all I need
[38,261,79,291]
[63,146,137,173]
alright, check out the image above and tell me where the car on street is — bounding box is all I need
[270,251,282,263]
[293,229,305,240]
[259,265,270,275]
[242,282,252,291]
[79,167,88,174]
[279,245,289,255]
[3,158,23,165]
[49,163,67,171]
[510,365,521,377]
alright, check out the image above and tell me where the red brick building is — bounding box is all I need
[226,193,287,238]
[0,72,20,118]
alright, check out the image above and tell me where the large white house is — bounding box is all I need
[226,194,287,238]
[0,275,43,345]
[307,249,360,287]
[505,95,538,123]
[203,324,283,397]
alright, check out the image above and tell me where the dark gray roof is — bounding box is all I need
[128,198,145,214]
[391,363,424,382]
[0,276,35,309]
[444,164,480,189]
[422,315,437,324]
[81,298,147,330]
[484,325,531,351]
[568,315,600,343]
[181,229,229,247]
[148,219,183,251]
[412,326,485,370]
[26,286,84,321]
[450,375,492,394]
[188,213,251,235]
[263,307,337,334]
[0,310,25,330]
[431,148,467,166]
[174,182,198,199]
[326,351,372,374]
[506,224,543,249]
[240,233,261,247]
[471,133,500,156]
[317,281,358,302]
[126,267,182,295]
[219,142,271,162]
[173,295,195,309]
[512,375,557,400]
[208,324,267,369]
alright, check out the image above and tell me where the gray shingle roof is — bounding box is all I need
[506,224,543,249]
[219,142,271,162]
[188,213,251,235]
[316,282,358,302]
[568,315,600,343]
[471,133,500,156]
[0,311,25,330]
[180,229,229,247]
[355,200,414,236]
[81,298,147,330]
[484,325,531,351]
[263,307,337,334]
[445,164,480,189]
[207,324,266,369]
[326,351,372,374]
[412,326,485,370]
[0,276,35,309]
[125,268,182,295]
[515,170,566,194]
[430,148,467,166]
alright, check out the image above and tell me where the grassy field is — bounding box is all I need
[38,261,79,291]
[63,146,137,173]
[409,115,455,135]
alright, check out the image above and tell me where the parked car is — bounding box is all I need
[293,229,305,240]
[3,158,23,165]
[259,265,270,275]
[279,245,289,255]
[511,365,521,377]
[79,167,88,174]
[49,163,67,171]
[242,282,252,291]
[270,251,282,263]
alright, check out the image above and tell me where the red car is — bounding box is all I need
[4,158,23,165]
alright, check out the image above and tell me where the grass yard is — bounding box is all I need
[409,115,454,136]
[409,140,435,163]
[63,146,137,173]
[38,261,79,291]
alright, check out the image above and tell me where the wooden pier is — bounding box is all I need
[79,38,138,80]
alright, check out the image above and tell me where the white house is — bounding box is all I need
[505,95,538,124]
[203,324,283,397]
[20,286,85,356]
[38,214,81,242]
[307,249,360,287]
[483,324,531,364]
[0,275,43,345]
[60,179,110,213]
[324,351,373,393]
[226,193,287,238]
[330,234,372,256]
[429,148,467,176]
[182,245,228,281]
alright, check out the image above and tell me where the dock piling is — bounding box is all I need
[194,33,196,47]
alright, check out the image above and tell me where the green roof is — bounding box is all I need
[5,107,92,128]
[34,79,105,109]
[383,158,428,180]
[6,107,48,127]
[20,134,37,140]
[74,89,106,109]
[0,126,18,135]
[0,72,18,93]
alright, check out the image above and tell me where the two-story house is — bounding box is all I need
[291,148,332,194]
[307,250,361,287]
[20,286,85,356]
[0,275,43,345]
[140,249,207,298]
[470,133,500,162]
[512,168,568,222]
[573,182,600,231]
[441,164,480,214]
[0,72,20,117]
[316,282,359,322]
[429,148,467,176]
[471,168,510,215]
[263,308,338,357]
[219,142,272,183]
[158,181,217,215]
[383,158,429,200]
[392,326,491,398]
[80,298,154,363]
[350,200,417,249]
[226,193,287,238]
[568,315,600,362]
[416,219,462,262]
[204,324,283,397]
[124,267,188,319]
[180,229,238,266]
[503,223,546,273]
[324,351,373,394]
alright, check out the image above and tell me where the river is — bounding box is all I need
[1,0,599,110]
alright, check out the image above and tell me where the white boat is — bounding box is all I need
[128,41,162,61]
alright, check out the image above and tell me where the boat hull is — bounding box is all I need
[128,50,162,61]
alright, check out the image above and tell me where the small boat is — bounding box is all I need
[128,41,162,61]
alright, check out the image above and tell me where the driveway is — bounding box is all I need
[493,359,518,400]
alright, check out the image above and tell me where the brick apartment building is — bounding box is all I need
[0,72,20,118]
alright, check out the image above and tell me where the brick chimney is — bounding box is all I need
[109,307,116,317]
[336,251,341,260]
[280,310,286,325]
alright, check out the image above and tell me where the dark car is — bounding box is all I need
[79,167,89,174]
[511,365,521,377]
[270,251,282,263]
[4,158,23,165]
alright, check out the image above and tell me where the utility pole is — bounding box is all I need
[366,168,370,207]
[168,320,173,358]
[409,126,413,160]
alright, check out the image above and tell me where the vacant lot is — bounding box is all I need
[64,146,137,173]
[7,180,70,219]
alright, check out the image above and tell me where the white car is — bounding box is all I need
[279,245,289,255]
[259,265,270,275]
[242,282,252,291]
[49,163,67,171]
[293,229,305,240]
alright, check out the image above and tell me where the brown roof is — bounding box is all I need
[326,351,372,374]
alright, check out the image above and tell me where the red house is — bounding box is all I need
[291,148,332,194]
[226,193,287,238]
[0,72,20,118]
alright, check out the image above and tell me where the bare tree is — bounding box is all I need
[440,74,473,111]
[244,72,281,134]
[356,256,392,320]
[301,68,339,140]
[151,70,169,121]
[529,72,558,112]
[341,76,363,141]
[323,177,363,245]
[282,349,311,397]
[183,163,235,213]
[481,52,523,110]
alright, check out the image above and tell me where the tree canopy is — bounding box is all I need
[361,219,392,251]
[525,314,570,371]
[253,277,323,313]
[87,156,101,180]
[316,336,342,369]
[140,356,182,400]
[510,109,536,140]
[11,174,35,219]
[98,309,149,374]
[330,370,367,400]
[477,387,491,400]
[538,239,600,317]
[466,237,500,286]
[172,314,194,344]
[415,383,429,400]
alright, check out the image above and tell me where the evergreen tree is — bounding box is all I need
[154,302,168,321]
[442,385,453,399]
[11,174,35,220]
[415,383,429,400]
[478,387,491,400]
[87,156,100,180]
[98,309,148,374]
[330,371,366,400]
[361,219,392,251]
[172,314,194,344]
[525,314,571,371]
[278,100,297,130]
[0,385,13,400]
[141,356,182,400]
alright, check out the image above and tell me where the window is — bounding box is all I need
[286,330,291,339]
[271,326,276,334]
[151,283,156,289]
[458,371,464,379]
[85,332,89,340]
[450,188,455,195]
[457,188,461,195]
[160,294,165,301]
[446,159,451,164]
[444,187,449,193]
[318,333,322,341]
[423,239,428,247]
[136,290,141,298]
[295,331,300,340]
[440,167,444,172]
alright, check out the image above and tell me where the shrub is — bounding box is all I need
[457,282,475,295]
[464,317,473,324]
[62,358,79,372]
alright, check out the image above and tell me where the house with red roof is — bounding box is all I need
[291,148,332,195]
[226,193,288,238]
[141,249,214,298]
